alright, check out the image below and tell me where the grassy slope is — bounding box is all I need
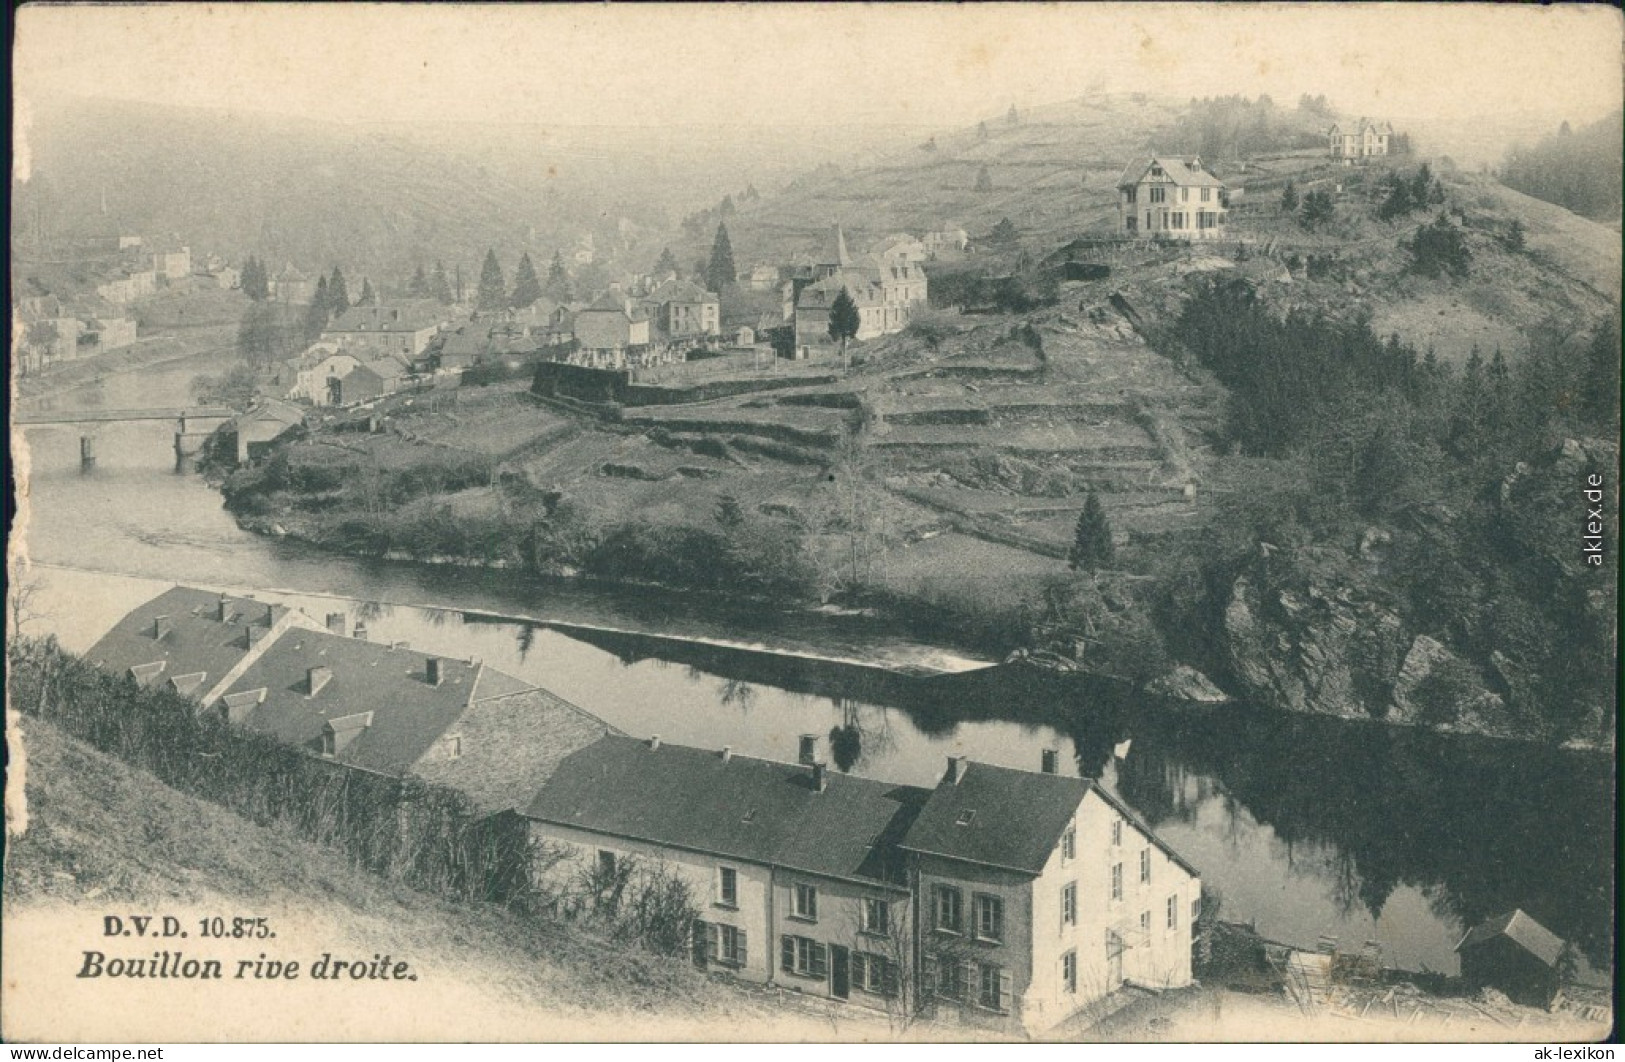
[3,716,890,1042]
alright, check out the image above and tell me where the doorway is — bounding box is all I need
[830,945,850,1000]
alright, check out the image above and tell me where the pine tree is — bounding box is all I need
[1280,180,1299,213]
[241,256,267,300]
[975,165,993,192]
[510,252,542,309]
[988,217,1020,245]
[328,268,350,316]
[545,251,572,302]
[715,493,745,531]
[653,247,679,277]
[1069,492,1115,571]
[409,263,429,298]
[429,260,454,305]
[359,278,375,306]
[720,195,736,216]
[706,222,737,294]
[828,288,861,371]
[476,249,506,313]
[305,275,331,342]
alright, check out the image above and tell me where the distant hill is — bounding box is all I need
[10,97,924,294]
[1499,111,1624,223]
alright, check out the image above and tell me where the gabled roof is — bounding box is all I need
[85,586,290,700]
[1455,909,1565,967]
[525,735,930,887]
[218,630,500,776]
[237,398,306,430]
[1118,156,1226,190]
[645,278,717,305]
[798,271,884,308]
[325,303,446,334]
[900,760,1091,874]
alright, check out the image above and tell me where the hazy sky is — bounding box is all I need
[13,3,1623,130]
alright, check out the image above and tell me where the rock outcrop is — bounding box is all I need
[1144,665,1231,703]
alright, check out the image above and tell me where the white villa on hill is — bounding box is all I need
[1116,157,1229,240]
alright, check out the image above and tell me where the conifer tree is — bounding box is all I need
[975,165,993,193]
[654,247,679,277]
[706,222,737,294]
[510,252,542,309]
[359,277,375,306]
[305,275,331,342]
[476,249,507,313]
[1069,492,1115,571]
[828,288,861,371]
[328,267,350,315]
[545,251,573,302]
[1280,180,1299,213]
[409,262,429,298]
[429,260,454,304]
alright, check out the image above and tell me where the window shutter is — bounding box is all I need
[959,961,974,1003]
[736,928,747,967]
[998,969,1013,1012]
[881,958,900,999]
[811,942,828,979]
[708,922,721,962]
[781,935,794,973]
[922,955,938,995]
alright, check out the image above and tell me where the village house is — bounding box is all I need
[151,245,193,282]
[1327,118,1393,162]
[641,278,721,344]
[285,348,361,406]
[523,737,1199,1034]
[524,735,923,1014]
[1117,157,1229,240]
[321,303,447,359]
[87,587,616,814]
[743,263,781,291]
[572,290,651,368]
[228,398,306,465]
[1455,909,1566,1010]
[96,268,158,305]
[922,226,970,258]
[872,234,928,264]
[791,225,929,356]
[272,265,317,305]
[336,353,413,405]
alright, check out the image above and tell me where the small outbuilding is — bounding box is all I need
[1455,908,1565,1009]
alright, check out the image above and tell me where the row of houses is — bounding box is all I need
[87,585,1202,1035]
[785,225,932,357]
[12,292,141,373]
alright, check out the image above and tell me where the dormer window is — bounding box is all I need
[956,810,977,826]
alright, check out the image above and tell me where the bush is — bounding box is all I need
[1406,214,1472,278]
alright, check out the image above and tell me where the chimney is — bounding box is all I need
[721,746,733,763]
[1041,748,1060,775]
[307,665,333,697]
[216,595,231,622]
[425,657,443,686]
[648,735,661,750]
[798,734,819,766]
[352,621,368,641]
[152,615,172,639]
[246,625,269,646]
[812,762,828,793]
[261,604,276,627]
[325,612,347,636]
[947,755,969,785]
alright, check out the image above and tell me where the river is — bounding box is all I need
[11,364,1616,980]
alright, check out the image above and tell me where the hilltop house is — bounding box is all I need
[1117,157,1228,240]
[87,586,616,814]
[523,737,1199,1034]
[1327,119,1393,162]
[791,226,929,356]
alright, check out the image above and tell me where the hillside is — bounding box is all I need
[2,716,887,1042]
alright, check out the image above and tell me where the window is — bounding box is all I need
[780,935,827,978]
[597,850,617,878]
[1125,187,1137,204]
[853,952,899,997]
[1061,826,1076,861]
[977,963,1011,1012]
[1062,950,1078,994]
[1180,187,1190,202]
[862,897,890,937]
[934,885,963,933]
[1140,910,1151,936]
[1111,819,1122,847]
[1061,882,1077,927]
[1192,896,1202,922]
[974,894,1004,943]
[792,882,818,921]
[717,867,738,908]
[1167,894,1179,930]
[1140,848,1152,884]
[936,960,965,1000]
[711,923,747,967]
[445,734,462,759]
[1201,187,1212,203]
[1150,186,1166,204]
[1171,212,1186,229]
[1111,862,1123,901]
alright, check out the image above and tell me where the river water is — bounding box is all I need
[12,363,1616,979]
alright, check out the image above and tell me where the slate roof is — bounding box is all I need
[1118,156,1226,190]
[525,735,929,887]
[646,278,716,305]
[236,398,306,431]
[1456,909,1565,967]
[85,586,290,698]
[798,271,884,308]
[218,630,497,776]
[900,760,1091,874]
[326,303,446,334]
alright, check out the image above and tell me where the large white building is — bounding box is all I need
[1116,157,1229,240]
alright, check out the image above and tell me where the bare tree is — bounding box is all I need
[6,559,48,640]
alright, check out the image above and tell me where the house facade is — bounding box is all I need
[1327,119,1393,161]
[322,304,446,359]
[523,737,1198,1034]
[791,225,929,355]
[573,291,651,367]
[1116,157,1228,240]
[152,246,193,282]
[641,279,721,342]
